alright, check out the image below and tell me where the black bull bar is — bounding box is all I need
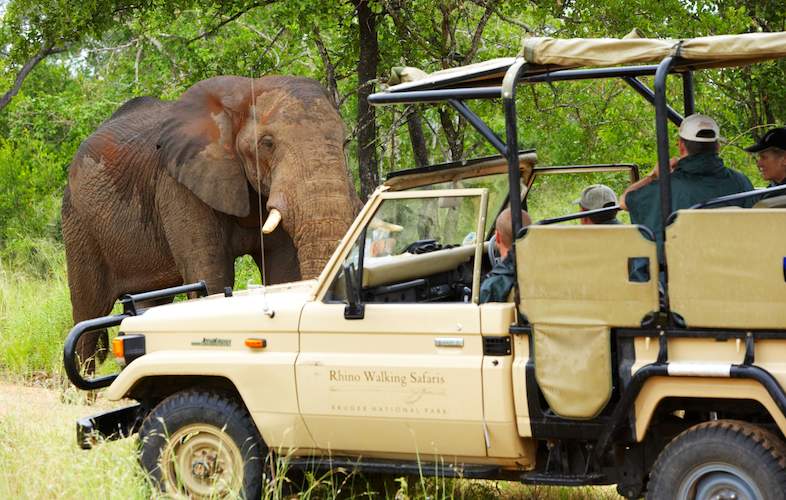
[63,281,208,391]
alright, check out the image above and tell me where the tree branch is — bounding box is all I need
[186,1,278,45]
[134,40,143,85]
[490,9,534,34]
[311,26,340,111]
[0,43,66,112]
[464,0,500,63]
[145,35,184,80]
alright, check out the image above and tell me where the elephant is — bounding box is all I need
[62,75,360,370]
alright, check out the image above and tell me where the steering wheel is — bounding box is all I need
[405,239,441,254]
[487,233,501,267]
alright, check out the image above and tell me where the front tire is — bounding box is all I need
[138,390,265,499]
[647,420,786,500]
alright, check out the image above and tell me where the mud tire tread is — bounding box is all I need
[138,389,265,499]
[646,419,786,500]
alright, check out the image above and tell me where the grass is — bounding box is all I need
[0,383,152,499]
[0,238,73,379]
[0,230,621,499]
[0,380,620,499]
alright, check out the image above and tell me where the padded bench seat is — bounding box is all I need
[666,209,786,329]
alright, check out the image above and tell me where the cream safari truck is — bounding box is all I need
[65,32,786,499]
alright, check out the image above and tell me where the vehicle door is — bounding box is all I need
[297,188,489,458]
[510,165,659,426]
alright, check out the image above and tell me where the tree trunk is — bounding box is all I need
[356,0,380,199]
[406,106,429,167]
[439,107,464,161]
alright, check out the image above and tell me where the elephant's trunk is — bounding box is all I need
[290,186,356,279]
[267,170,357,280]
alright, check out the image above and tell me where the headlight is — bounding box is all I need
[111,334,146,367]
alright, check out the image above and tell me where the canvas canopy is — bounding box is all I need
[385,31,786,93]
[523,31,786,68]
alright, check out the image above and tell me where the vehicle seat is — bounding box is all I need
[515,224,659,419]
[667,209,786,328]
[753,194,786,208]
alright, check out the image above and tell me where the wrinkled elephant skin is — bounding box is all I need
[62,76,360,369]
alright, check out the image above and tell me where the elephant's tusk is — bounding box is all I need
[262,209,282,234]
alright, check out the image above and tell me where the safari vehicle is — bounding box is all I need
[65,32,786,499]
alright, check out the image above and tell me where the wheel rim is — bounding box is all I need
[160,423,244,499]
[677,462,762,500]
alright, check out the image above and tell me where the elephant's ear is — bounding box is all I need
[158,77,250,217]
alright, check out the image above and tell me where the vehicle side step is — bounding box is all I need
[286,456,501,478]
[520,472,607,486]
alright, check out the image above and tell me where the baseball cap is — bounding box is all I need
[744,127,786,153]
[574,184,618,210]
[679,114,720,143]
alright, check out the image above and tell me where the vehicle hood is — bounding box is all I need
[120,280,317,333]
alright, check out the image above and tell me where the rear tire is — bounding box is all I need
[138,390,265,499]
[647,419,786,500]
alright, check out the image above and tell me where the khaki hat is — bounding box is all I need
[679,114,720,143]
[574,184,617,210]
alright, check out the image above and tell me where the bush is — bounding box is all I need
[0,136,67,247]
[0,248,72,378]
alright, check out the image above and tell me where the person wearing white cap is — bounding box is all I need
[574,184,620,224]
[620,114,753,247]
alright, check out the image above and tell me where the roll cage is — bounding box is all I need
[369,34,786,318]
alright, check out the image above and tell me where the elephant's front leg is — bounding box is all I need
[156,174,235,294]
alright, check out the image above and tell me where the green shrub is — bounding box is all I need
[0,136,67,246]
[0,257,72,377]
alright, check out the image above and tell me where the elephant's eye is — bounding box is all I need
[260,135,274,149]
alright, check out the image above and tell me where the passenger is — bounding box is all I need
[744,127,786,200]
[480,207,531,303]
[574,184,620,225]
[620,114,754,243]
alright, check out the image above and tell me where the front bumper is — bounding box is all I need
[77,404,144,449]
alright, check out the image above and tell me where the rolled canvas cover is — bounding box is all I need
[515,225,659,419]
[521,32,786,69]
[534,324,611,419]
[667,209,786,328]
[384,32,786,95]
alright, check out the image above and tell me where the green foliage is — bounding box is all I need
[0,0,782,384]
[0,245,71,376]
[0,137,65,246]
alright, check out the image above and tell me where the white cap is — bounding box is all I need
[574,184,617,210]
[679,114,720,143]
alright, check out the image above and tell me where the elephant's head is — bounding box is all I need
[158,75,360,279]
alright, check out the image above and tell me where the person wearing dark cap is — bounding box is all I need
[620,114,754,248]
[575,184,620,224]
[745,127,786,200]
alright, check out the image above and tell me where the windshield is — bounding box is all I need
[367,195,482,257]
[412,173,513,237]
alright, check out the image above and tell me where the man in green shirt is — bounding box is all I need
[620,114,754,246]
[480,207,531,303]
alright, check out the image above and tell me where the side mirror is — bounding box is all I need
[343,262,365,320]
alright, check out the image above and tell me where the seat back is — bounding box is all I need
[667,209,786,329]
[515,225,659,419]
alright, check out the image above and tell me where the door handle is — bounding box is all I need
[434,337,464,347]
